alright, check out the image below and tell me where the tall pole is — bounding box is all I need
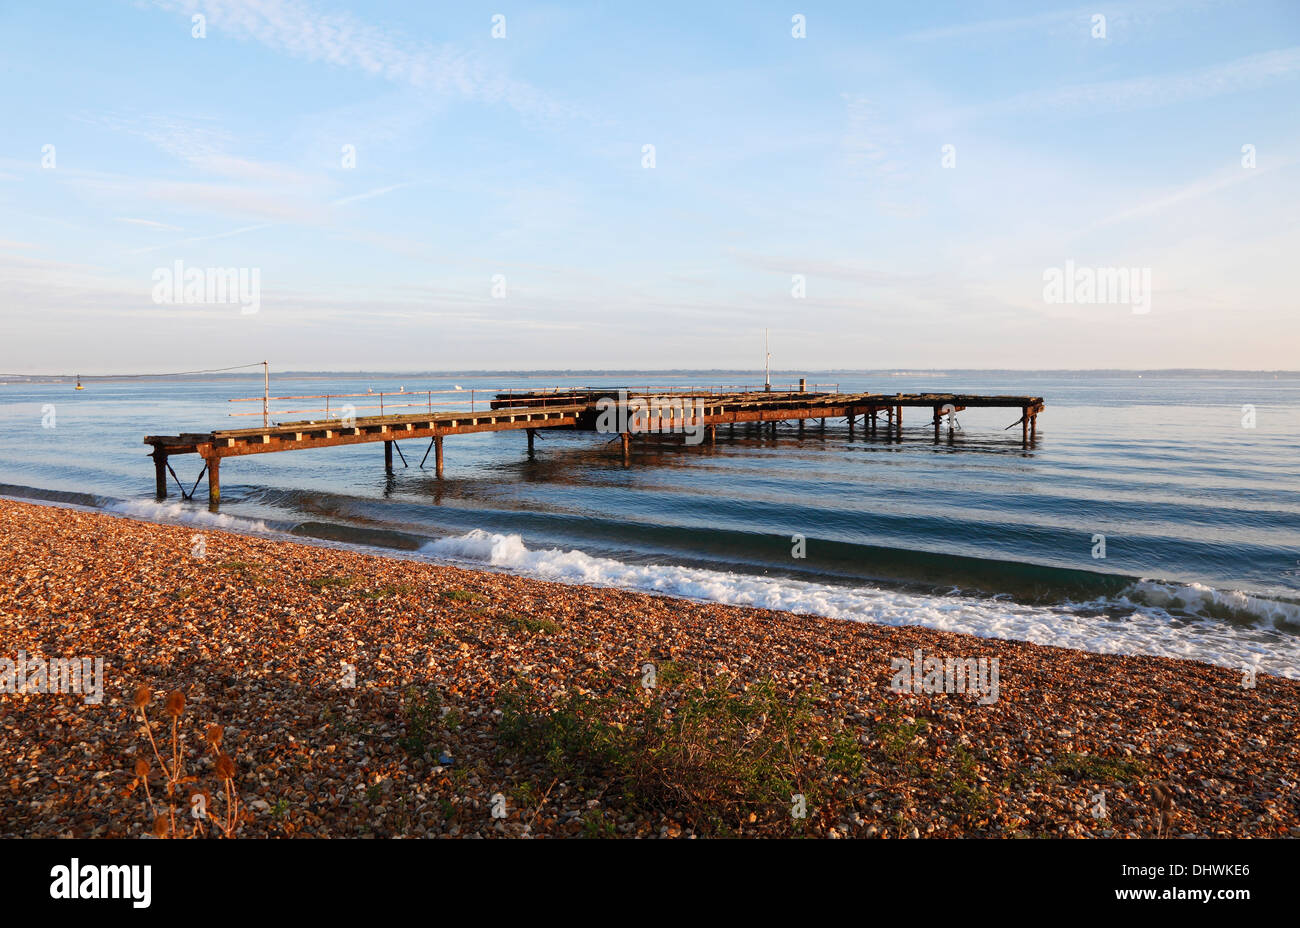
[262,360,269,428]
[764,329,770,392]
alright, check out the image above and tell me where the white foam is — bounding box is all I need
[105,499,271,534]
[421,530,1300,679]
[1122,579,1300,629]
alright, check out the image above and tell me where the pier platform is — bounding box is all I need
[144,386,1045,510]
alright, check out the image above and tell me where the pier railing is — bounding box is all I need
[228,387,576,420]
[228,383,841,421]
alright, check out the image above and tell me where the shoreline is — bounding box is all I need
[2,497,1297,838]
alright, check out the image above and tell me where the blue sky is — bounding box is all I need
[2,0,1298,373]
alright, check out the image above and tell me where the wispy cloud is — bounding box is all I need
[115,217,183,231]
[331,182,419,206]
[1083,150,1300,231]
[902,0,1228,43]
[952,47,1300,121]
[125,222,273,255]
[903,5,1096,42]
[149,0,578,122]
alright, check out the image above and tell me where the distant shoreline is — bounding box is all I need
[5,368,1300,384]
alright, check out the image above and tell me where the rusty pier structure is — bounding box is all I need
[144,384,1044,511]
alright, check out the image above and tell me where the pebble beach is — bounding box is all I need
[2,497,1296,839]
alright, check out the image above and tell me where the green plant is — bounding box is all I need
[1047,752,1147,783]
[399,684,442,756]
[499,612,561,635]
[307,575,353,589]
[581,809,617,838]
[496,674,863,836]
[875,709,929,766]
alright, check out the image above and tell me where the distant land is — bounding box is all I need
[1,369,1298,385]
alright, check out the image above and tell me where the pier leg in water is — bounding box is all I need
[435,436,444,477]
[895,405,903,441]
[1022,407,1029,448]
[798,418,804,438]
[153,450,167,500]
[206,455,220,512]
[933,406,941,442]
[1030,413,1038,443]
[707,424,716,446]
[621,431,631,465]
[848,413,855,439]
[526,428,535,458]
[384,440,393,473]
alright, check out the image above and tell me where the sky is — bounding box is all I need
[1,0,1298,374]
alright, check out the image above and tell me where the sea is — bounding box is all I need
[2,370,1297,677]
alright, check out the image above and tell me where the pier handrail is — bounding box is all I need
[227,383,840,419]
[228,386,579,418]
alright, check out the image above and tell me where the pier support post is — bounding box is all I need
[384,440,393,473]
[707,424,716,446]
[206,455,220,512]
[1022,407,1029,448]
[820,417,826,432]
[152,450,167,499]
[933,406,941,442]
[435,436,444,477]
[526,428,535,457]
[1030,413,1037,443]
[621,431,631,464]
[798,418,804,438]
[848,412,855,439]
[895,405,903,440]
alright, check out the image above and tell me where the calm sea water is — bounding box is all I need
[3,371,1298,676]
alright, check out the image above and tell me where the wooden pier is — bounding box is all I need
[144,387,1044,510]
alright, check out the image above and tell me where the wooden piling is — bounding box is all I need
[526,428,535,456]
[384,440,393,472]
[206,455,220,512]
[621,431,631,463]
[1022,407,1029,447]
[153,451,167,499]
[933,406,941,442]
[434,435,444,477]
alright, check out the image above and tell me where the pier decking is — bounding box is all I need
[144,387,1044,510]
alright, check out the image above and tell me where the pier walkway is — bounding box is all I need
[144,386,1045,510]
